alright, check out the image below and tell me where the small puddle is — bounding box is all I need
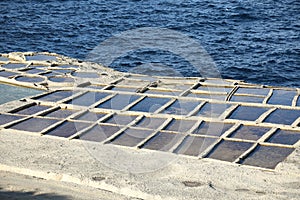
[15,76,44,83]
[263,109,300,125]
[97,94,139,110]
[133,116,166,129]
[163,119,197,133]
[182,181,206,188]
[142,132,184,151]
[174,136,217,156]
[79,124,121,142]
[228,106,268,121]
[129,97,170,112]
[161,100,199,115]
[9,117,59,132]
[193,121,233,137]
[194,102,230,118]
[65,92,109,107]
[229,125,270,141]
[206,140,253,162]
[241,145,295,169]
[110,128,153,147]
[45,121,90,137]
[267,129,300,145]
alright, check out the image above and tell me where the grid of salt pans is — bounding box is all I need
[0,52,299,169]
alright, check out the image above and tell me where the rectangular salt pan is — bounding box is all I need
[11,104,51,115]
[42,109,77,119]
[228,106,268,121]
[187,93,227,101]
[34,91,75,102]
[45,121,91,137]
[230,95,265,103]
[145,89,182,96]
[1,63,26,69]
[267,129,300,145]
[103,114,137,125]
[9,118,59,132]
[194,103,230,118]
[80,125,121,142]
[235,88,269,96]
[97,94,139,110]
[241,145,295,169]
[142,132,184,151]
[206,140,253,162]
[163,119,197,133]
[174,136,217,156]
[130,97,170,112]
[134,117,166,129]
[193,121,233,137]
[74,111,107,122]
[109,86,139,92]
[229,125,271,141]
[268,90,296,106]
[0,70,18,77]
[0,114,24,126]
[263,109,300,125]
[66,92,109,107]
[195,86,233,93]
[110,128,153,147]
[162,100,199,115]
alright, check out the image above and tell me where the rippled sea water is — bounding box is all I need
[0,0,299,87]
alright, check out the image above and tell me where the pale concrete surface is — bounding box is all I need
[0,129,299,200]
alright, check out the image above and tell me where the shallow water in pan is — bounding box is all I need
[0,83,42,105]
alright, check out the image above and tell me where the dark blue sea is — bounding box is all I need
[0,0,299,87]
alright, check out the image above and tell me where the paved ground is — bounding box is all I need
[0,171,133,200]
[0,128,299,200]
